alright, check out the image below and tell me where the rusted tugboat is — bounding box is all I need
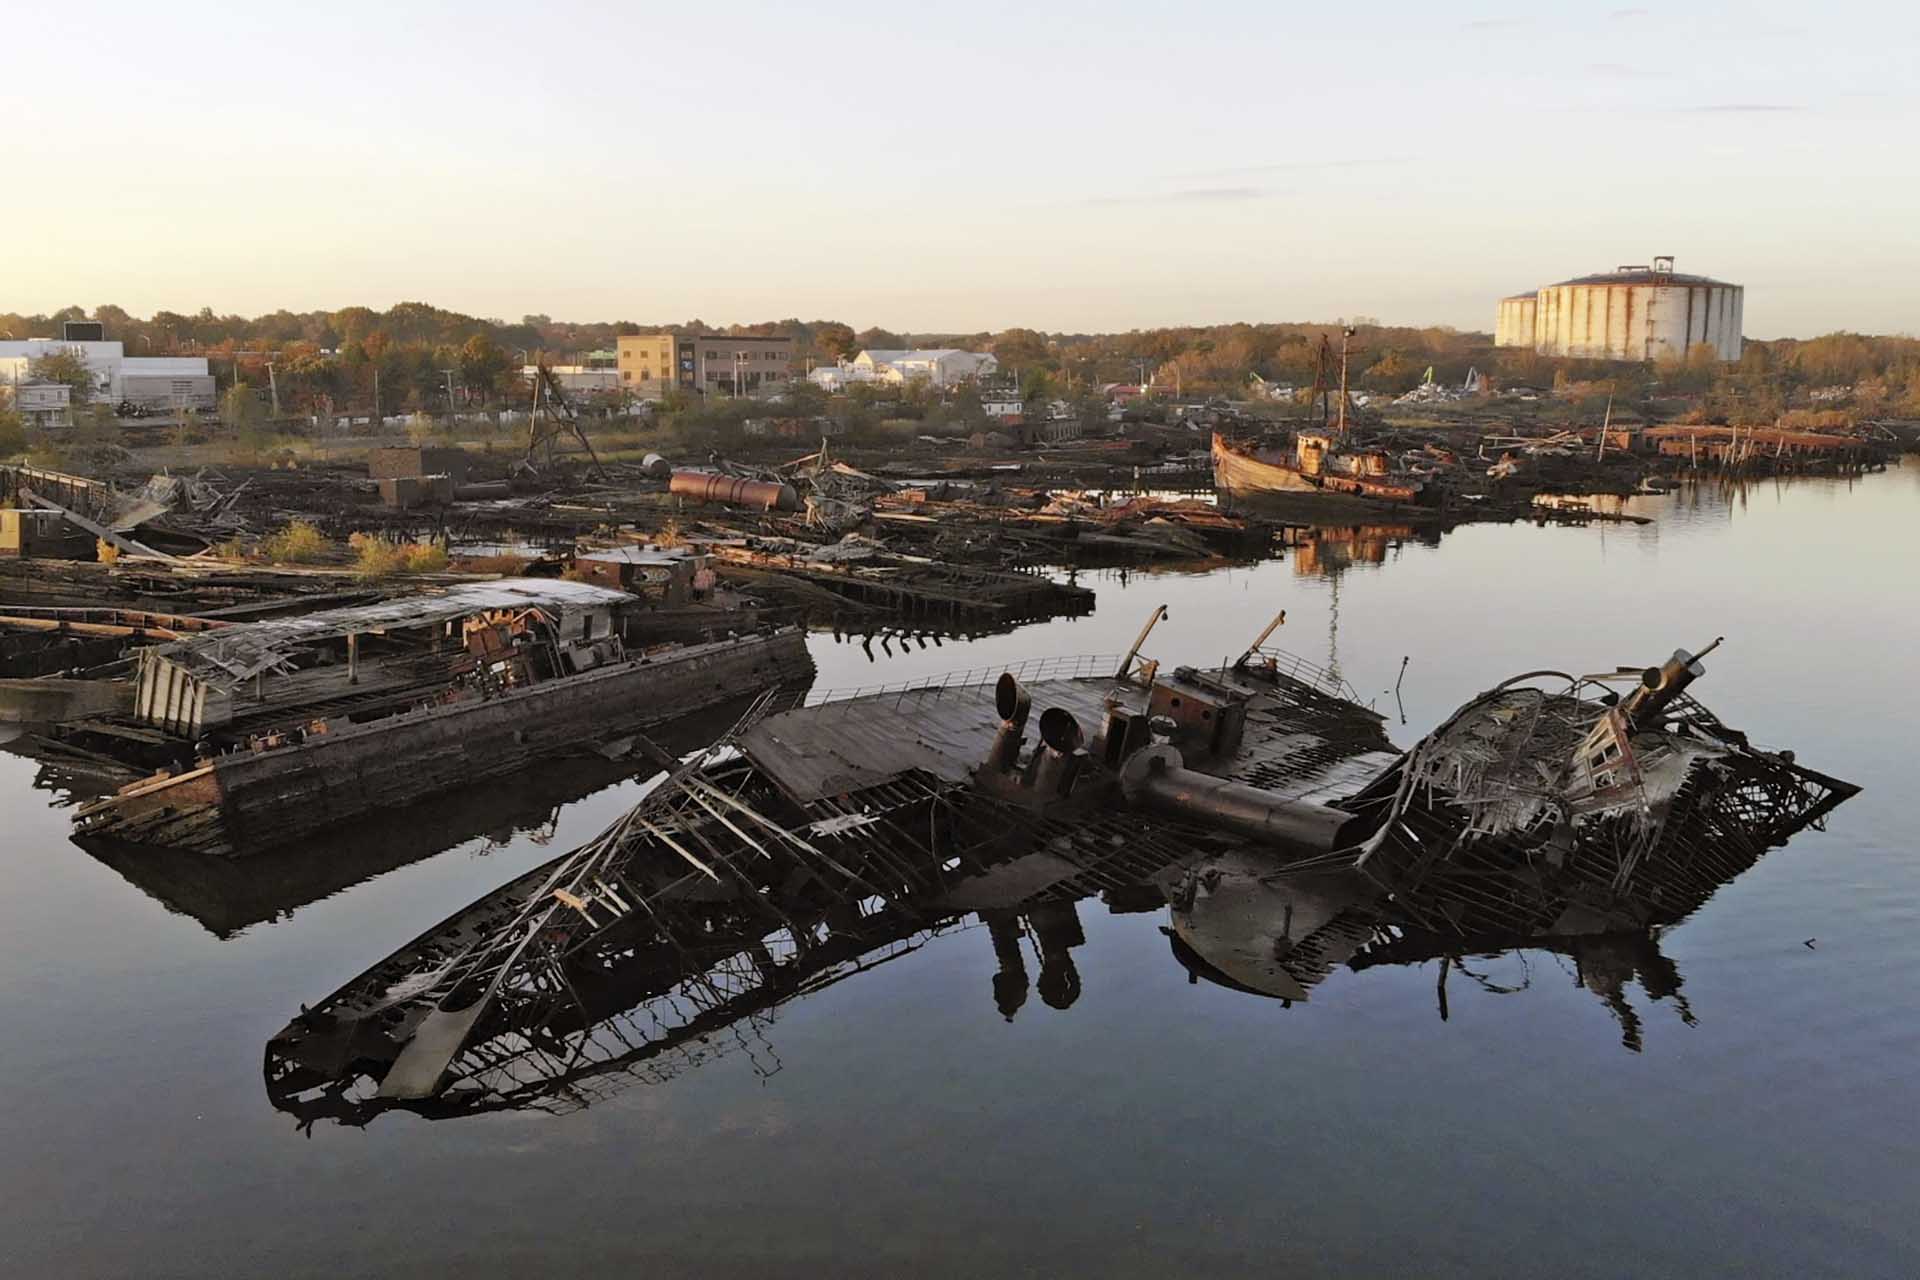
[1214,327,1443,521]
[1212,432,1441,521]
[264,608,1853,1123]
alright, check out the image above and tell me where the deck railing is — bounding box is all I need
[784,644,1363,717]
[1244,644,1362,701]
[795,653,1127,713]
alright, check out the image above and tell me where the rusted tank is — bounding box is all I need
[1532,257,1742,363]
[669,470,799,512]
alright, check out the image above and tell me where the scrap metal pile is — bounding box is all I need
[266,618,1854,1125]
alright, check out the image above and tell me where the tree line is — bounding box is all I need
[5,301,1917,421]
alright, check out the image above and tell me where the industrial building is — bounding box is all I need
[616,332,793,400]
[0,336,214,414]
[519,364,621,396]
[1494,257,1743,363]
[809,347,999,391]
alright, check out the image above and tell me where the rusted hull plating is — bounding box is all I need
[1212,435,1433,521]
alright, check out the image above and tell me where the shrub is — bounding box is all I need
[348,532,447,578]
[348,531,408,578]
[402,541,449,572]
[262,520,333,564]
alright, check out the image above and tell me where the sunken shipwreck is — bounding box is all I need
[263,612,1854,1122]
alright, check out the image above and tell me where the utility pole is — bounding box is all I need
[442,369,458,424]
[372,366,381,424]
[265,360,280,419]
[1131,359,1151,395]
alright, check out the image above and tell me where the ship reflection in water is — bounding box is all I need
[265,629,1855,1127]
[6,697,773,939]
[1287,523,1430,578]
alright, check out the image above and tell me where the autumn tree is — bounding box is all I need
[29,350,96,403]
[457,334,513,398]
[813,321,858,361]
[991,328,1052,372]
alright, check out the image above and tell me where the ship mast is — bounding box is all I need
[1335,325,1355,443]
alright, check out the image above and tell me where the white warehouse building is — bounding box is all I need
[0,338,214,411]
[810,348,1000,391]
[1495,257,1743,363]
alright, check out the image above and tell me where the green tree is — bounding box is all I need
[457,334,512,399]
[0,409,28,457]
[223,381,265,438]
[29,349,96,403]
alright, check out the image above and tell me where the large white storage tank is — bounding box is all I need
[1534,257,1742,363]
[1494,294,1538,348]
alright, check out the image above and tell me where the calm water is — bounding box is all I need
[2,462,1916,1278]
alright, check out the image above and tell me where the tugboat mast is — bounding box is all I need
[1335,325,1355,443]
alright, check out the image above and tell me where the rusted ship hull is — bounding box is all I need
[73,629,814,857]
[1212,434,1437,523]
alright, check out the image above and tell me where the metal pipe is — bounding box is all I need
[1120,744,1355,853]
[669,470,799,512]
[1621,637,1723,730]
[984,672,1032,773]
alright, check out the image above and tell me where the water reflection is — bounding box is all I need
[2,697,775,938]
[70,757,642,938]
[264,823,1797,1129]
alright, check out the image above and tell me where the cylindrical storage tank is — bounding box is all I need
[640,452,671,479]
[1494,294,1539,348]
[1533,262,1742,363]
[669,470,800,512]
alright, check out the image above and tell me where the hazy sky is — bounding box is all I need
[2,1,1913,337]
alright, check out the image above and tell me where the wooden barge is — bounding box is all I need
[71,579,814,856]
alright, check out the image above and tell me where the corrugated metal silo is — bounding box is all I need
[1494,294,1539,348]
[1533,257,1742,362]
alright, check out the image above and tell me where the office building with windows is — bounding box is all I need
[616,332,793,400]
